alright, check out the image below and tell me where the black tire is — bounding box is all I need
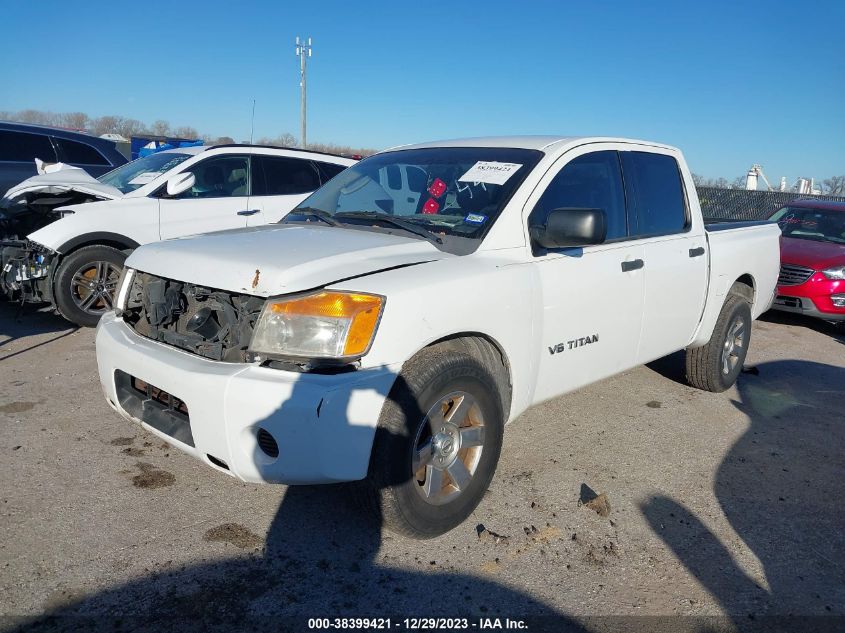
[685,290,752,392]
[361,349,504,539]
[53,245,127,328]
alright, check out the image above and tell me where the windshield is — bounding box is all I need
[285,147,543,253]
[770,206,845,244]
[97,152,192,194]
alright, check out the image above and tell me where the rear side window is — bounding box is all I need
[0,130,57,162]
[530,150,627,240]
[314,161,347,184]
[621,152,688,236]
[253,156,321,195]
[54,138,110,165]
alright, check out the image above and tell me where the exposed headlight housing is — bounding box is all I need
[822,265,845,280]
[249,291,385,362]
[114,267,135,314]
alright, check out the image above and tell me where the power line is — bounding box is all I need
[295,36,312,149]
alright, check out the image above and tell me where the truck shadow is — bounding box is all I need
[14,366,585,632]
[0,302,78,360]
[758,310,845,344]
[640,359,845,622]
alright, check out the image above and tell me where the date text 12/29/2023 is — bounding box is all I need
[307,617,529,630]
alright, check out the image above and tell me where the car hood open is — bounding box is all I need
[2,169,123,204]
[126,223,449,297]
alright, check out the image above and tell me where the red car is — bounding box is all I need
[769,200,845,325]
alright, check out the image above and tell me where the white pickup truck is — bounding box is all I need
[0,145,353,326]
[95,136,780,538]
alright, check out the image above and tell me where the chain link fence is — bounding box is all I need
[696,187,845,221]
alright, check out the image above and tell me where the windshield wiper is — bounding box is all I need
[334,212,443,245]
[283,207,340,227]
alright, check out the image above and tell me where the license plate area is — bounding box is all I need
[114,370,194,447]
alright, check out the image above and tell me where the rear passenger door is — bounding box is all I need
[247,155,323,225]
[621,150,708,364]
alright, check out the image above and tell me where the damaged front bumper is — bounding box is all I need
[0,239,57,304]
[95,311,401,484]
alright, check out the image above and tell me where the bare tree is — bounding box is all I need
[57,112,89,130]
[89,115,123,136]
[822,176,845,196]
[115,118,147,139]
[172,126,199,139]
[0,108,379,155]
[150,120,171,136]
[257,133,298,148]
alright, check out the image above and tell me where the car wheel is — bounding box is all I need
[685,289,752,392]
[362,349,504,539]
[54,245,127,328]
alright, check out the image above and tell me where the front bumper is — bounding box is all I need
[95,311,400,484]
[772,274,845,322]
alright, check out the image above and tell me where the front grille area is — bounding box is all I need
[778,263,814,286]
[122,272,264,362]
[114,370,194,446]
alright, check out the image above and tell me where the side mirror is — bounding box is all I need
[529,208,607,249]
[165,172,196,197]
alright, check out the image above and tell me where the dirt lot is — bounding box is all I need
[1,303,843,631]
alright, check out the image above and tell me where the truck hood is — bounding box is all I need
[2,169,123,204]
[780,236,845,270]
[126,224,449,296]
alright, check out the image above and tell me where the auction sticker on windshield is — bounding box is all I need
[458,161,522,185]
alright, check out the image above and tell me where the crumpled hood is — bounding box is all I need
[126,224,449,296]
[780,236,845,270]
[2,169,123,204]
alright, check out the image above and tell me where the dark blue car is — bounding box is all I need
[0,121,128,195]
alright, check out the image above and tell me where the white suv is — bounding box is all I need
[0,145,354,326]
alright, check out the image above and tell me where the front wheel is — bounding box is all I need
[53,245,127,328]
[685,291,752,392]
[362,349,504,539]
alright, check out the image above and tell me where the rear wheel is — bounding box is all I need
[54,245,127,328]
[362,349,504,539]
[685,290,752,392]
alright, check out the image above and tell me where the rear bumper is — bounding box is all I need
[95,311,400,484]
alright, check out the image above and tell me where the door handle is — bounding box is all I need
[621,259,644,272]
[689,247,705,258]
[237,209,260,216]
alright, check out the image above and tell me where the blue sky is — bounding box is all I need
[2,0,843,181]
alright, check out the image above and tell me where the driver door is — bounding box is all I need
[158,154,251,239]
[528,147,645,402]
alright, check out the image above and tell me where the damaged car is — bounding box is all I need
[1,145,353,327]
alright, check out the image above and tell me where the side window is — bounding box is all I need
[54,138,109,165]
[530,150,627,241]
[314,161,346,184]
[253,156,320,195]
[0,130,57,162]
[385,165,402,190]
[176,155,249,199]
[620,152,688,236]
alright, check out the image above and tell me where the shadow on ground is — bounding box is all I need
[641,359,845,625]
[758,309,845,344]
[11,365,586,633]
[0,302,77,359]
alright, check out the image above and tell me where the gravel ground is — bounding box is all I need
[1,303,843,631]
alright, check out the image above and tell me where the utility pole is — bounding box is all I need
[295,36,312,149]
